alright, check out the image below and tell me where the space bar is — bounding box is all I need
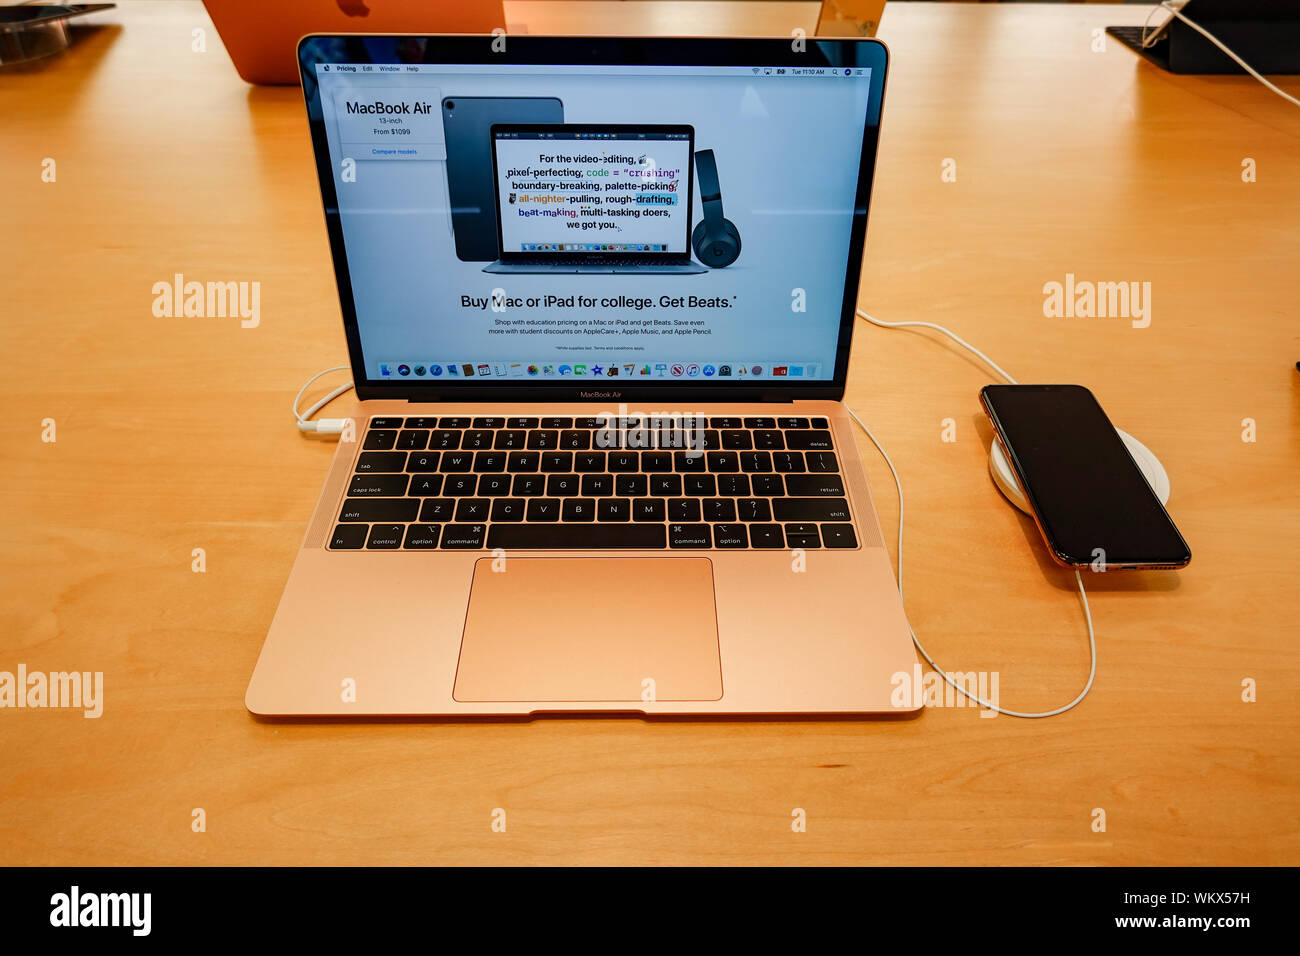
[486,524,666,549]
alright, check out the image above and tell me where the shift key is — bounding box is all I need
[338,497,419,522]
[772,497,851,521]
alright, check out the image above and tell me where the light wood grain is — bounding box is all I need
[1,1,1297,866]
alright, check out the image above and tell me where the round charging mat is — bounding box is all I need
[989,428,1171,514]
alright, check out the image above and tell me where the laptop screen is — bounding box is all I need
[306,47,880,390]
[492,126,695,258]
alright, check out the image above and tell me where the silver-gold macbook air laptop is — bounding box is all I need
[245,35,919,717]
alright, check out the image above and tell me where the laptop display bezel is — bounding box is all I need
[490,124,697,264]
[297,35,888,403]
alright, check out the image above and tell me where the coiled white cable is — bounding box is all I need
[852,309,1097,718]
[293,365,354,436]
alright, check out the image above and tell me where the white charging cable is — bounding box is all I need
[1144,0,1300,108]
[851,309,1097,718]
[293,365,354,436]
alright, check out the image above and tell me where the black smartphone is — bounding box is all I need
[980,384,1191,570]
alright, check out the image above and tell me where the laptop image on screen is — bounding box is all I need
[246,35,919,718]
[484,125,707,274]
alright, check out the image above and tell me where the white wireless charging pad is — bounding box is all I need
[989,428,1171,514]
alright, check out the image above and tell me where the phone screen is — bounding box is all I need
[981,384,1190,569]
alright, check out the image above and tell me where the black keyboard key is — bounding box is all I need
[752,430,784,450]
[454,498,490,521]
[709,416,742,429]
[559,430,591,450]
[507,417,539,429]
[546,474,580,496]
[512,475,545,497]
[443,475,477,497]
[437,417,470,428]
[784,474,845,496]
[821,524,858,548]
[362,429,397,450]
[712,524,748,549]
[406,452,440,472]
[778,417,810,429]
[607,452,639,472]
[773,451,805,473]
[397,429,429,450]
[707,451,739,472]
[487,524,665,550]
[418,498,455,522]
[593,428,623,449]
[366,524,404,549]
[721,430,752,450]
[806,451,839,473]
[598,498,631,522]
[573,417,603,429]
[462,429,494,450]
[490,498,526,522]
[403,523,441,549]
[403,417,440,429]
[473,452,507,472]
[674,451,707,472]
[740,452,773,472]
[494,430,526,450]
[349,474,409,497]
[370,417,405,429]
[786,430,834,450]
[684,474,717,496]
[472,417,504,429]
[743,417,776,428]
[641,451,672,471]
[527,430,559,450]
[752,474,785,496]
[430,430,461,449]
[440,524,486,549]
[811,417,830,429]
[737,497,772,522]
[717,474,750,496]
[773,498,851,522]
[541,417,573,429]
[476,474,512,497]
[668,523,711,549]
[441,452,473,472]
[616,474,648,497]
[329,524,367,549]
[339,498,418,522]
[703,498,736,522]
[355,451,407,473]
[749,524,784,549]
[650,474,682,497]
[526,498,561,521]
[562,498,596,522]
[634,498,665,522]
[668,498,702,522]
[581,474,613,497]
[507,451,539,472]
[784,523,822,549]
[408,475,444,496]
[574,451,606,472]
[540,452,573,472]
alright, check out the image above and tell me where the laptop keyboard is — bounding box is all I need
[329,415,857,551]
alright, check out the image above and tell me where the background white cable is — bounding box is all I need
[293,365,354,435]
[852,309,1097,718]
[1147,1,1300,108]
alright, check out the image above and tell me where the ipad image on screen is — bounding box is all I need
[442,96,565,261]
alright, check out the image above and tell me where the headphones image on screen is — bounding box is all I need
[692,149,741,268]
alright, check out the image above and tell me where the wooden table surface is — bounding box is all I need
[2,1,1297,866]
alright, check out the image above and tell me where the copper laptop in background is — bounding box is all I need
[201,0,506,84]
[245,35,919,717]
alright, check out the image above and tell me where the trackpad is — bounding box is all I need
[453,557,723,703]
